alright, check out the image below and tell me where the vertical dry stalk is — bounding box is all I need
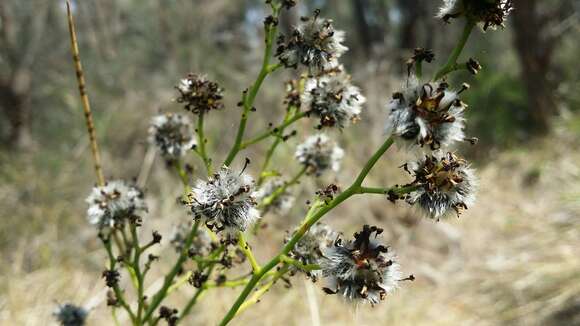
[66,1,105,186]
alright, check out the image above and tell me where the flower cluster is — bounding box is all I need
[405,152,478,219]
[438,0,513,31]
[53,303,88,326]
[253,178,295,215]
[295,134,344,176]
[302,67,366,129]
[176,74,224,114]
[188,167,260,233]
[276,10,347,75]
[85,180,147,228]
[288,223,338,280]
[320,225,403,305]
[149,113,196,161]
[385,78,469,151]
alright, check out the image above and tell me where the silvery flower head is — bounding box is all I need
[288,223,338,280]
[188,166,260,233]
[253,178,295,215]
[169,222,214,256]
[85,180,147,228]
[384,78,469,151]
[295,134,344,176]
[149,113,196,161]
[175,74,224,114]
[53,303,88,326]
[302,67,366,129]
[320,225,403,305]
[406,152,478,219]
[438,0,513,31]
[276,10,347,75]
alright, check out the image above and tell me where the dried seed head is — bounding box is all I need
[302,67,366,129]
[406,152,478,219]
[169,222,214,256]
[188,166,260,233]
[466,58,483,75]
[320,225,404,305]
[253,178,295,215]
[384,77,468,151]
[288,223,338,280]
[437,0,513,31]
[149,113,196,161]
[295,134,344,176]
[85,180,147,228]
[284,79,302,108]
[175,74,224,114]
[276,10,347,75]
[53,303,88,326]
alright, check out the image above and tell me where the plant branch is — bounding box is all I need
[219,137,395,325]
[196,111,212,175]
[223,7,281,166]
[433,19,476,81]
[241,110,307,150]
[238,232,261,274]
[66,1,105,186]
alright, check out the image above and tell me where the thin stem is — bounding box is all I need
[280,255,320,272]
[259,167,306,208]
[102,237,137,324]
[196,112,212,175]
[66,1,105,186]
[129,224,145,322]
[223,7,281,167]
[358,184,419,195]
[258,107,298,185]
[219,137,396,326]
[235,265,290,316]
[142,220,200,322]
[241,110,307,150]
[433,19,475,81]
[238,232,261,274]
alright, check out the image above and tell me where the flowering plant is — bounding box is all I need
[60,0,512,325]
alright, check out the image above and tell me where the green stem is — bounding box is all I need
[238,232,261,274]
[259,167,306,208]
[129,224,145,322]
[258,107,298,185]
[196,112,212,175]
[142,220,200,322]
[223,8,281,167]
[235,265,290,316]
[358,184,420,195]
[433,19,475,81]
[241,110,306,150]
[102,237,137,324]
[219,137,395,326]
[280,255,320,272]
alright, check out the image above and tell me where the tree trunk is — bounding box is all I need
[511,0,557,134]
[0,81,32,149]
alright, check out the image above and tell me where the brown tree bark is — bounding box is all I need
[511,0,573,134]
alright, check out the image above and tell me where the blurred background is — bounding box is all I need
[1,0,579,325]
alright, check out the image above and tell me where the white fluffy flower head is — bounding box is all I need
[276,10,347,75]
[295,134,344,176]
[437,0,513,31]
[188,166,260,233]
[302,68,366,129]
[385,78,469,151]
[253,178,295,215]
[85,180,147,228]
[149,113,196,160]
[320,225,404,305]
[406,151,478,219]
